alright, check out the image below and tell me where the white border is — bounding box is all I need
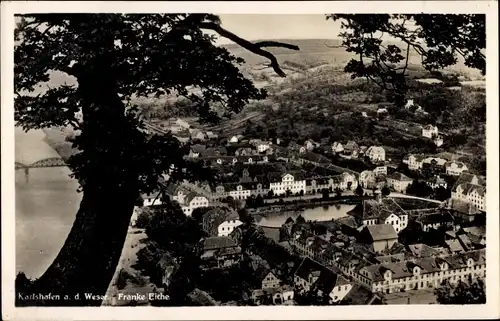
[1,1,499,320]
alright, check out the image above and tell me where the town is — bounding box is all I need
[105,107,486,306]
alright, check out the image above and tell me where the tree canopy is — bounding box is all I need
[14,13,298,306]
[328,14,485,105]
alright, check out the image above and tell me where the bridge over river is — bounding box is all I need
[15,157,67,170]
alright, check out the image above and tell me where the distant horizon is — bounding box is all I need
[215,14,342,45]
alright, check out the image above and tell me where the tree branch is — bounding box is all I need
[199,22,299,77]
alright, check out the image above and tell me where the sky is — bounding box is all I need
[216,14,342,44]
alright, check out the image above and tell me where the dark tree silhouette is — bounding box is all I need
[14,13,298,306]
[435,278,486,304]
[328,14,485,105]
[355,184,364,196]
[381,186,391,196]
[321,188,330,200]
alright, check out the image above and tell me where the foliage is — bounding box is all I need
[328,14,485,105]
[135,241,167,285]
[355,184,364,196]
[435,277,486,304]
[15,14,281,196]
[145,198,203,256]
[321,188,330,200]
[134,208,154,228]
[406,180,433,197]
[381,186,391,196]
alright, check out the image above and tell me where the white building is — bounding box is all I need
[357,250,485,294]
[175,118,190,130]
[180,193,209,216]
[270,173,307,196]
[304,139,318,151]
[365,146,386,162]
[142,192,162,207]
[257,142,271,153]
[426,176,448,190]
[423,157,448,167]
[372,165,387,177]
[403,154,426,171]
[229,136,239,143]
[422,125,438,139]
[228,184,252,200]
[218,213,243,237]
[359,170,376,188]
[349,197,409,234]
[331,142,344,154]
[340,172,359,190]
[434,136,444,147]
[404,99,415,109]
[452,183,486,211]
[386,172,414,193]
[445,161,469,176]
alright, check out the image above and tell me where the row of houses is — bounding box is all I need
[403,153,468,176]
[331,142,387,163]
[140,168,360,214]
[290,221,486,295]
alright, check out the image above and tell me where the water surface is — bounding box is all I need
[15,127,81,279]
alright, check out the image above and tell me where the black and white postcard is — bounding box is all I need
[1,1,499,320]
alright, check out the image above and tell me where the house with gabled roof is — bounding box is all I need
[292,257,324,293]
[347,196,409,234]
[386,172,413,193]
[422,124,438,139]
[415,210,454,232]
[179,192,209,216]
[359,224,399,253]
[451,172,486,211]
[331,142,344,154]
[254,267,281,290]
[402,153,427,171]
[445,161,469,176]
[365,146,386,163]
[269,172,307,196]
[200,236,242,270]
[202,207,242,237]
[311,269,353,304]
[343,140,359,155]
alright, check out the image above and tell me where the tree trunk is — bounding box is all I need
[20,183,137,306]
[17,57,143,306]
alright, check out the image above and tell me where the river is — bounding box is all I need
[256,203,356,228]
[15,127,81,279]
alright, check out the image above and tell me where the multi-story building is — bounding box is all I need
[269,173,307,196]
[451,172,486,211]
[357,249,485,294]
[359,170,376,188]
[445,161,469,176]
[386,172,414,193]
[402,154,426,171]
[212,182,269,201]
[365,146,386,162]
[348,195,409,234]
[179,193,209,216]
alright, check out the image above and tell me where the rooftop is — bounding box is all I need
[202,236,238,251]
[364,224,398,242]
